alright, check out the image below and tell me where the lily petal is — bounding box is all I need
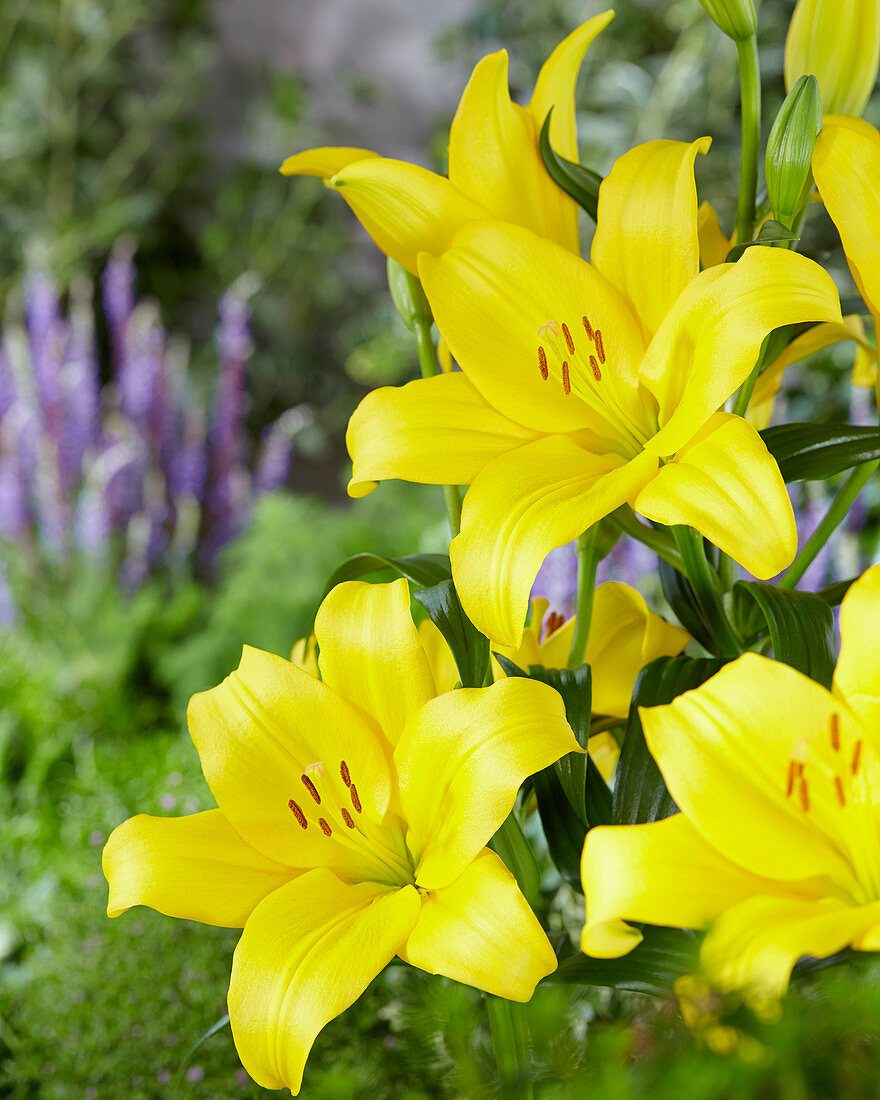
[634,412,796,579]
[448,52,576,250]
[229,869,420,1093]
[404,848,557,1000]
[187,646,394,873]
[418,618,461,695]
[701,894,880,1003]
[395,677,579,890]
[328,158,492,274]
[643,247,842,457]
[697,201,733,269]
[834,563,880,729]
[640,653,866,892]
[581,813,800,958]
[529,11,615,164]
[103,810,294,927]
[592,139,710,341]
[418,221,648,438]
[346,371,540,499]
[315,579,436,746]
[451,438,658,647]
[280,146,379,179]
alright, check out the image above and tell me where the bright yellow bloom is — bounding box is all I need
[348,140,843,646]
[582,564,880,1006]
[103,579,578,1094]
[785,0,880,117]
[279,12,614,270]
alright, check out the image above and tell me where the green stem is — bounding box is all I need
[779,461,880,590]
[672,527,743,658]
[485,995,533,1100]
[567,528,600,668]
[413,318,462,536]
[607,506,684,572]
[735,34,761,246]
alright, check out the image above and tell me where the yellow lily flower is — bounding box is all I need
[785,0,880,117]
[813,115,880,390]
[279,12,614,271]
[581,564,880,1006]
[103,579,578,1094]
[348,139,843,646]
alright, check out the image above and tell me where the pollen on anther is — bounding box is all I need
[834,775,846,807]
[341,807,355,829]
[561,361,571,395]
[350,783,363,814]
[288,799,308,829]
[798,776,810,813]
[582,316,594,341]
[830,713,841,752]
[561,322,575,355]
[852,739,863,776]
[594,329,605,364]
[589,354,602,382]
[301,774,321,804]
[538,345,549,381]
[318,817,333,837]
[340,760,352,788]
[785,760,796,798]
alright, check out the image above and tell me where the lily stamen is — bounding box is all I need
[341,808,355,829]
[590,354,602,381]
[288,799,308,829]
[834,775,847,807]
[853,739,863,776]
[538,345,549,380]
[340,760,352,787]
[785,759,797,798]
[582,315,594,341]
[830,713,841,752]
[318,818,333,837]
[562,361,571,395]
[562,322,576,355]
[798,775,810,813]
[301,774,322,804]
[594,329,606,364]
[350,784,363,813]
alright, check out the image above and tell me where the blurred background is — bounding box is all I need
[2,0,880,1096]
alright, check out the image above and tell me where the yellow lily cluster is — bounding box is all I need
[102,1,880,1092]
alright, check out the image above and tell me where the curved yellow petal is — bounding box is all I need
[701,894,880,1004]
[785,0,880,117]
[581,813,799,958]
[448,52,576,250]
[345,371,540,499]
[697,201,732,269]
[229,870,420,1093]
[103,810,294,927]
[588,730,620,783]
[834,563,880,728]
[529,11,615,163]
[451,439,658,648]
[403,848,557,1000]
[315,579,436,746]
[328,159,492,274]
[644,247,842,457]
[813,117,880,333]
[418,618,461,694]
[534,615,576,669]
[290,633,319,677]
[394,677,579,890]
[280,146,379,179]
[585,582,689,718]
[592,139,710,342]
[634,412,797,579]
[640,653,868,892]
[187,646,394,874]
[418,221,648,439]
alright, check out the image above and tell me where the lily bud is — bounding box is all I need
[696,0,757,41]
[785,0,880,117]
[766,76,822,228]
[386,257,432,333]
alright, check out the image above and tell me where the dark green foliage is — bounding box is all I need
[733,581,836,687]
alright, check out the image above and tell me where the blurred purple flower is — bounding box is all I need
[102,241,136,374]
[531,542,578,619]
[254,415,295,494]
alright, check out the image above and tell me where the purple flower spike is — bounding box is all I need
[531,541,579,619]
[58,286,101,496]
[103,241,137,375]
[253,413,295,495]
[24,271,66,448]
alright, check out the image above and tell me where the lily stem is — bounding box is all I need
[779,460,880,590]
[607,505,684,572]
[734,34,761,247]
[567,528,600,668]
[672,526,743,658]
[485,995,534,1100]
[412,316,462,537]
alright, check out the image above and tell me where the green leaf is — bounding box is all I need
[725,219,800,261]
[551,926,699,995]
[320,552,451,600]
[613,656,726,826]
[415,580,488,689]
[816,577,857,606]
[658,554,717,653]
[538,112,602,221]
[732,580,835,688]
[760,423,880,482]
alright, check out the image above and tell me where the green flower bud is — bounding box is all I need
[766,75,823,229]
[386,257,432,333]
[696,0,757,41]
